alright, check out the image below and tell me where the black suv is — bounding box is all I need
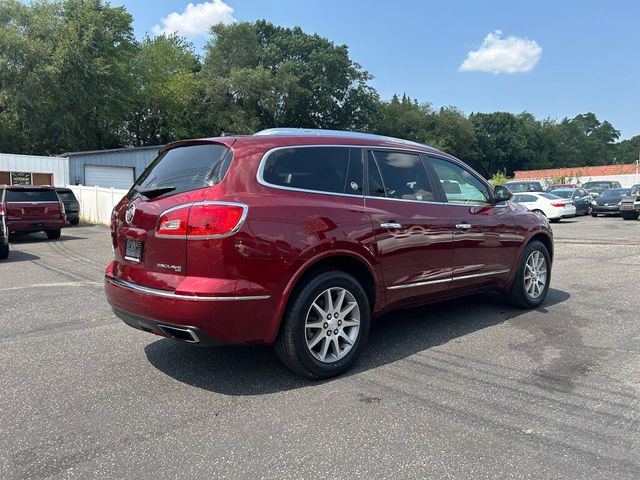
[55,188,80,225]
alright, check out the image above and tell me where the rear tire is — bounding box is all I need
[46,229,61,240]
[506,240,551,309]
[591,212,598,217]
[275,270,370,379]
[0,240,8,260]
[70,218,80,226]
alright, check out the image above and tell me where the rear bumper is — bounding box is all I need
[7,219,66,233]
[112,307,225,346]
[592,205,619,214]
[104,262,275,344]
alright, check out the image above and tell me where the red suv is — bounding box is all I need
[105,129,553,378]
[1,186,66,241]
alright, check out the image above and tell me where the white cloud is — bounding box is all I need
[152,1,235,38]
[459,30,542,74]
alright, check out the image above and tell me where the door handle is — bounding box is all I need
[380,222,402,229]
[455,223,472,230]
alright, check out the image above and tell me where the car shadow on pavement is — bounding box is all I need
[9,233,86,244]
[144,288,570,396]
[0,250,40,263]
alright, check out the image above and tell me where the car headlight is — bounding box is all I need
[617,201,621,206]
[591,201,597,205]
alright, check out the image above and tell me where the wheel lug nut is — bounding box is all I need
[327,314,332,320]
[334,313,339,318]
[327,331,331,336]
[337,320,342,326]
[334,329,338,335]
[323,322,328,329]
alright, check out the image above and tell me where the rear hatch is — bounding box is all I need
[56,189,80,214]
[112,141,234,289]
[4,188,63,222]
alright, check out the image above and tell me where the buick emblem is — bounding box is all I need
[125,204,137,225]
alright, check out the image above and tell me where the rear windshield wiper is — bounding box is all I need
[134,185,176,199]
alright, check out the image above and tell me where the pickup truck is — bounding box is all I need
[1,186,66,239]
[620,184,640,220]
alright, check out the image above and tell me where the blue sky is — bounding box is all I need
[115,0,639,139]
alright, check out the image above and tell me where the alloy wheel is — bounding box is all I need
[524,251,547,299]
[305,287,360,363]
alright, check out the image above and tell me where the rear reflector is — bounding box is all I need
[156,202,246,238]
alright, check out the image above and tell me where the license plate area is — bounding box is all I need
[124,239,144,263]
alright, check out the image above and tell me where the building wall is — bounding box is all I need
[0,153,69,187]
[68,146,161,186]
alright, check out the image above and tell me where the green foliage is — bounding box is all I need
[488,170,510,186]
[0,0,635,176]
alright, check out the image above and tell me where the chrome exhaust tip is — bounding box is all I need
[157,325,200,343]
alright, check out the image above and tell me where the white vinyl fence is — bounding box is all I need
[66,185,128,226]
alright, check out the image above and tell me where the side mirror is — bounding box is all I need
[493,185,512,203]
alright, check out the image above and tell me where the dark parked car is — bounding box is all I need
[548,188,592,215]
[1,186,66,239]
[56,188,80,225]
[590,188,630,216]
[0,189,8,259]
[505,181,545,193]
[583,180,621,198]
[104,129,554,379]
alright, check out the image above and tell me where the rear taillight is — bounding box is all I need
[156,202,246,238]
[0,206,4,216]
[59,201,66,219]
[551,202,571,207]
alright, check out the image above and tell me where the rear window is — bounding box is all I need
[551,190,572,199]
[5,189,58,202]
[540,193,561,200]
[56,190,77,202]
[129,144,232,199]
[262,147,363,195]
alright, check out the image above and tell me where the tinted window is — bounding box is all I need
[367,154,386,198]
[429,158,491,204]
[505,183,529,193]
[5,189,58,202]
[552,190,573,199]
[370,151,434,201]
[263,147,362,195]
[540,193,560,200]
[513,194,537,203]
[56,190,78,202]
[130,144,231,199]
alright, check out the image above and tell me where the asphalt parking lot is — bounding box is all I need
[1,216,639,479]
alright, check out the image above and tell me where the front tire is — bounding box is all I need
[506,240,551,309]
[0,240,8,260]
[275,271,371,379]
[621,211,639,220]
[46,229,61,240]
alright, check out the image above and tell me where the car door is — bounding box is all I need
[364,150,454,307]
[426,156,519,291]
[574,189,589,214]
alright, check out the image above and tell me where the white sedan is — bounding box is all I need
[511,192,576,222]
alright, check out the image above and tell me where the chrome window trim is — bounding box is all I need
[256,144,434,199]
[105,275,270,301]
[154,201,249,240]
[388,268,511,290]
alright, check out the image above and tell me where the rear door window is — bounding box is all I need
[368,150,435,201]
[5,189,59,202]
[262,147,363,195]
[56,190,78,202]
[130,144,232,199]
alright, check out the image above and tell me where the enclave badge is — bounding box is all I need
[125,203,136,225]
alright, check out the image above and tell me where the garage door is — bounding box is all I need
[84,165,134,189]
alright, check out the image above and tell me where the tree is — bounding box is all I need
[124,35,201,146]
[199,20,379,135]
[0,0,136,154]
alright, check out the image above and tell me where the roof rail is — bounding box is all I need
[254,128,433,149]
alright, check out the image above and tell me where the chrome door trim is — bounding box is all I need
[387,268,511,290]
